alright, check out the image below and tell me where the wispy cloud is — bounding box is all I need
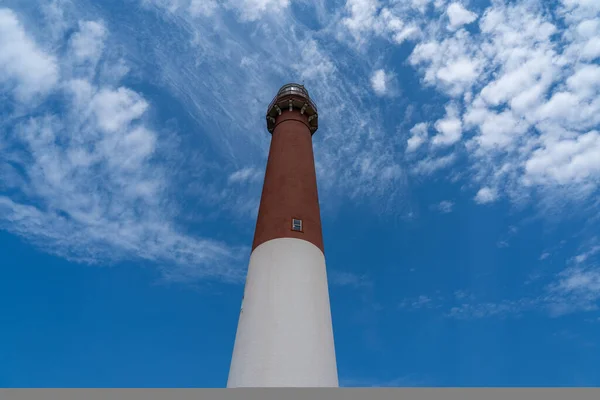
[453,289,475,301]
[139,0,408,208]
[402,241,600,319]
[399,294,442,310]
[573,244,600,264]
[227,167,263,185]
[412,153,457,176]
[0,6,246,282]
[0,8,59,102]
[434,200,454,213]
[446,260,600,319]
[340,373,431,387]
[329,270,373,289]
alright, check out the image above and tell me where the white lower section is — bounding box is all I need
[227,237,339,387]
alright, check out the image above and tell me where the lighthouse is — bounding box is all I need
[226,84,339,387]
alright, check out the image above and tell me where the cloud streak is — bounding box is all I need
[398,240,600,319]
[0,6,246,283]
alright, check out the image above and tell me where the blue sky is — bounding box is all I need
[1,0,600,388]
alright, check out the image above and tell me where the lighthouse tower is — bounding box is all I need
[226,84,339,387]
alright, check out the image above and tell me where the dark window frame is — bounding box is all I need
[291,218,303,232]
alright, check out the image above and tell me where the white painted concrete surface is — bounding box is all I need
[227,237,339,387]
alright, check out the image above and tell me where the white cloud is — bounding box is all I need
[411,0,433,13]
[0,8,59,101]
[478,51,558,110]
[540,241,600,317]
[342,0,380,36]
[436,57,480,87]
[441,239,600,319]
[446,2,477,30]
[545,266,600,316]
[412,153,457,175]
[561,0,600,15]
[228,167,263,185]
[474,187,497,204]
[573,245,600,264]
[293,39,336,81]
[68,20,107,66]
[226,0,290,21]
[410,30,483,96]
[432,104,462,147]
[406,0,600,207]
[189,0,219,16]
[447,298,537,319]
[341,374,430,388]
[399,295,434,309]
[406,122,429,152]
[557,269,600,292]
[566,64,600,97]
[446,270,600,318]
[412,295,432,308]
[370,68,388,95]
[436,200,454,213]
[90,87,150,133]
[340,0,421,45]
[464,108,529,150]
[145,0,287,21]
[329,270,372,289]
[580,36,600,61]
[454,290,475,300]
[523,131,600,186]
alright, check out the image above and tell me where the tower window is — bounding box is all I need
[291,218,303,232]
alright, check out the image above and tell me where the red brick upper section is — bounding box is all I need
[252,109,324,253]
